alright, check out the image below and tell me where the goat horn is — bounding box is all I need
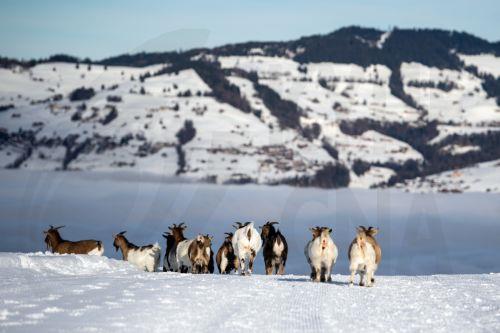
[54,225,65,230]
[119,231,126,235]
[269,221,279,225]
[178,222,185,227]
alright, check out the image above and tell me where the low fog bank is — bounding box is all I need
[0,170,499,275]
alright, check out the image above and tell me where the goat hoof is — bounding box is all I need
[349,282,354,287]
[359,282,365,287]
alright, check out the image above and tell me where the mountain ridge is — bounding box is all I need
[1,26,499,192]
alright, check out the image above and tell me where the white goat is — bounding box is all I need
[348,226,381,287]
[232,222,262,275]
[304,227,338,282]
[176,238,194,273]
[113,231,161,272]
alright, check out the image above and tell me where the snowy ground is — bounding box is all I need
[0,253,499,333]
[400,159,500,193]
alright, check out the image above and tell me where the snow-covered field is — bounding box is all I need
[400,159,500,193]
[0,253,498,332]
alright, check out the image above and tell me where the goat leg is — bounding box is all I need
[277,262,285,275]
[239,257,246,275]
[359,271,365,286]
[349,271,355,286]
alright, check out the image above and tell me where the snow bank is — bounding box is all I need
[0,253,498,332]
[0,252,136,277]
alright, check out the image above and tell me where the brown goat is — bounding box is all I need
[188,234,213,274]
[216,232,239,274]
[260,221,288,275]
[43,225,104,255]
[348,226,381,287]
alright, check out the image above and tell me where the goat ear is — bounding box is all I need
[369,227,379,236]
[328,228,333,233]
[309,227,315,233]
[356,226,365,233]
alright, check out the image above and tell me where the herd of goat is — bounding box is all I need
[43,222,381,286]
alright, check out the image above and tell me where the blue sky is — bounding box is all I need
[1,0,499,60]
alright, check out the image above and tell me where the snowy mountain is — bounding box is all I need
[1,26,499,192]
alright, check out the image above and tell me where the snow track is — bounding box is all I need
[0,253,498,332]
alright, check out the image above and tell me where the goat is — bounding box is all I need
[113,231,161,272]
[348,226,381,287]
[162,231,175,272]
[304,227,338,282]
[176,234,212,273]
[43,225,104,255]
[163,223,187,272]
[216,232,239,274]
[208,248,215,274]
[189,235,213,274]
[232,222,262,275]
[260,221,288,275]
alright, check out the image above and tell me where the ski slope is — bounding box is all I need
[0,253,498,332]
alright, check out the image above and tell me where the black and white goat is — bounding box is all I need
[163,223,187,272]
[216,232,239,274]
[304,227,338,282]
[260,221,288,275]
[44,225,104,255]
[113,231,161,272]
[348,226,381,287]
[232,222,262,275]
